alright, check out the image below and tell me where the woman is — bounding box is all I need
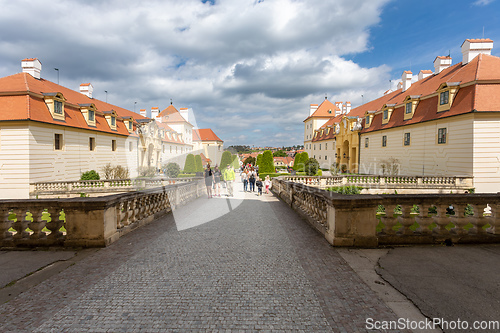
[213,165,222,197]
[204,164,214,198]
[241,168,248,192]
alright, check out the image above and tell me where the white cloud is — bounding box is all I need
[473,0,494,6]
[0,0,393,147]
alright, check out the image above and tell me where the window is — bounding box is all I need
[111,116,116,127]
[54,134,63,150]
[365,138,369,148]
[382,135,387,147]
[438,128,447,144]
[314,145,316,150]
[365,115,370,125]
[405,102,412,114]
[319,144,321,150]
[128,121,133,131]
[54,100,63,115]
[404,133,410,146]
[112,140,117,151]
[88,110,95,122]
[383,109,388,120]
[440,91,449,105]
[129,141,133,152]
[325,143,328,150]
[89,137,96,151]
[325,156,327,160]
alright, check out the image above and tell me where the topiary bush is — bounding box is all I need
[183,154,196,174]
[260,150,275,173]
[81,170,100,180]
[304,158,319,176]
[164,162,181,178]
[195,155,203,173]
[220,151,232,169]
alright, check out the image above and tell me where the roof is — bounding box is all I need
[157,104,193,125]
[303,99,341,121]
[0,72,148,136]
[357,53,500,134]
[273,156,294,165]
[193,128,223,142]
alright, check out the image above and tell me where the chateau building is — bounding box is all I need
[304,38,500,193]
[0,58,222,199]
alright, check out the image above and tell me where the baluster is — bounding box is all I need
[471,204,487,235]
[398,204,415,236]
[12,208,29,240]
[128,198,136,224]
[490,203,500,235]
[0,209,14,240]
[28,209,46,240]
[432,204,450,237]
[450,203,468,236]
[415,204,433,235]
[380,204,399,236]
[116,201,124,229]
[46,208,64,239]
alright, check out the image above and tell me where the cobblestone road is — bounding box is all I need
[0,184,404,332]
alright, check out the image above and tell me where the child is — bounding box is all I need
[256,177,263,196]
[264,175,271,194]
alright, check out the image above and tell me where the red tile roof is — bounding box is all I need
[304,99,340,121]
[193,128,223,142]
[0,72,148,136]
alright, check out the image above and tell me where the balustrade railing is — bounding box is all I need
[2,179,204,248]
[271,177,499,247]
[30,177,202,198]
[281,175,473,190]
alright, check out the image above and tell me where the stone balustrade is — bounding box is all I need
[1,179,205,248]
[30,177,201,198]
[272,177,500,247]
[282,175,473,191]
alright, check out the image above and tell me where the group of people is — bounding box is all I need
[239,165,271,196]
[204,164,235,198]
[203,163,272,198]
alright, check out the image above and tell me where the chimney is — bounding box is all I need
[179,108,189,122]
[151,107,159,120]
[309,104,318,116]
[418,70,433,81]
[434,56,452,74]
[346,102,351,114]
[461,38,493,65]
[139,109,147,117]
[397,82,403,90]
[79,83,94,98]
[402,71,412,92]
[21,58,42,79]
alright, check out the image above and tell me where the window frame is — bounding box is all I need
[89,137,96,151]
[438,128,447,144]
[54,100,63,115]
[404,132,411,146]
[88,110,95,122]
[365,137,369,148]
[112,139,117,152]
[383,109,388,120]
[54,133,63,150]
[382,135,387,147]
[440,91,449,105]
[405,102,412,114]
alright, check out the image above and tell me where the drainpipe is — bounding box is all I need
[358,132,361,174]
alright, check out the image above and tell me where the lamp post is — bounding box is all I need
[104,90,108,103]
[54,68,59,84]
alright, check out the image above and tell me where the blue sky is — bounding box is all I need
[0,0,499,147]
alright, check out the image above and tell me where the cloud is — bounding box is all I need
[473,0,494,5]
[0,0,393,147]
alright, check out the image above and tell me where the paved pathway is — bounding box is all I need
[0,181,404,332]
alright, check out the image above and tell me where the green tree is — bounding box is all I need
[243,156,256,166]
[304,158,319,176]
[231,155,240,169]
[81,170,100,180]
[164,162,181,178]
[183,154,196,173]
[293,152,308,172]
[260,150,275,173]
[256,153,262,170]
[195,155,203,173]
[220,151,232,169]
[273,150,287,157]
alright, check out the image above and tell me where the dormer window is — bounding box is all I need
[129,121,133,131]
[405,102,412,114]
[381,104,395,125]
[383,110,388,120]
[79,103,97,127]
[437,82,460,112]
[403,96,420,120]
[111,116,116,127]
[43,92,66,121]
[103,110,118,131]
[365,115,370,125]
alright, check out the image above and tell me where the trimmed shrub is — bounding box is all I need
[260,150,275,173]
[326,186,363,195]
[220,151,232,169]
[81,170,100,180]
[164,162,181,178]
[183,154,196,173]
[231,154,240,169]
[293,152,309,172]
[304,158,319,176]
[195,155,203,172]
[256,153,262,169]
[243,156,255,166]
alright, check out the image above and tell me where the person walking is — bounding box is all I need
[241,168,248,192]
[256,177,263,196]
[264,175,271,194]
[204,164,214,198]
[223,164,235,197]
[248,167,256,192]
[213,165,222,197]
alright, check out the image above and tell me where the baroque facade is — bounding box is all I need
[304,38,500,193]
[0,58,222,199]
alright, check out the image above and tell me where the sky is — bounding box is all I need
[1,0,499,148]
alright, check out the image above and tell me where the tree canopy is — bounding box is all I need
[183,154,196,173]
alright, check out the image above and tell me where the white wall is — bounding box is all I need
[473,114,500,193]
